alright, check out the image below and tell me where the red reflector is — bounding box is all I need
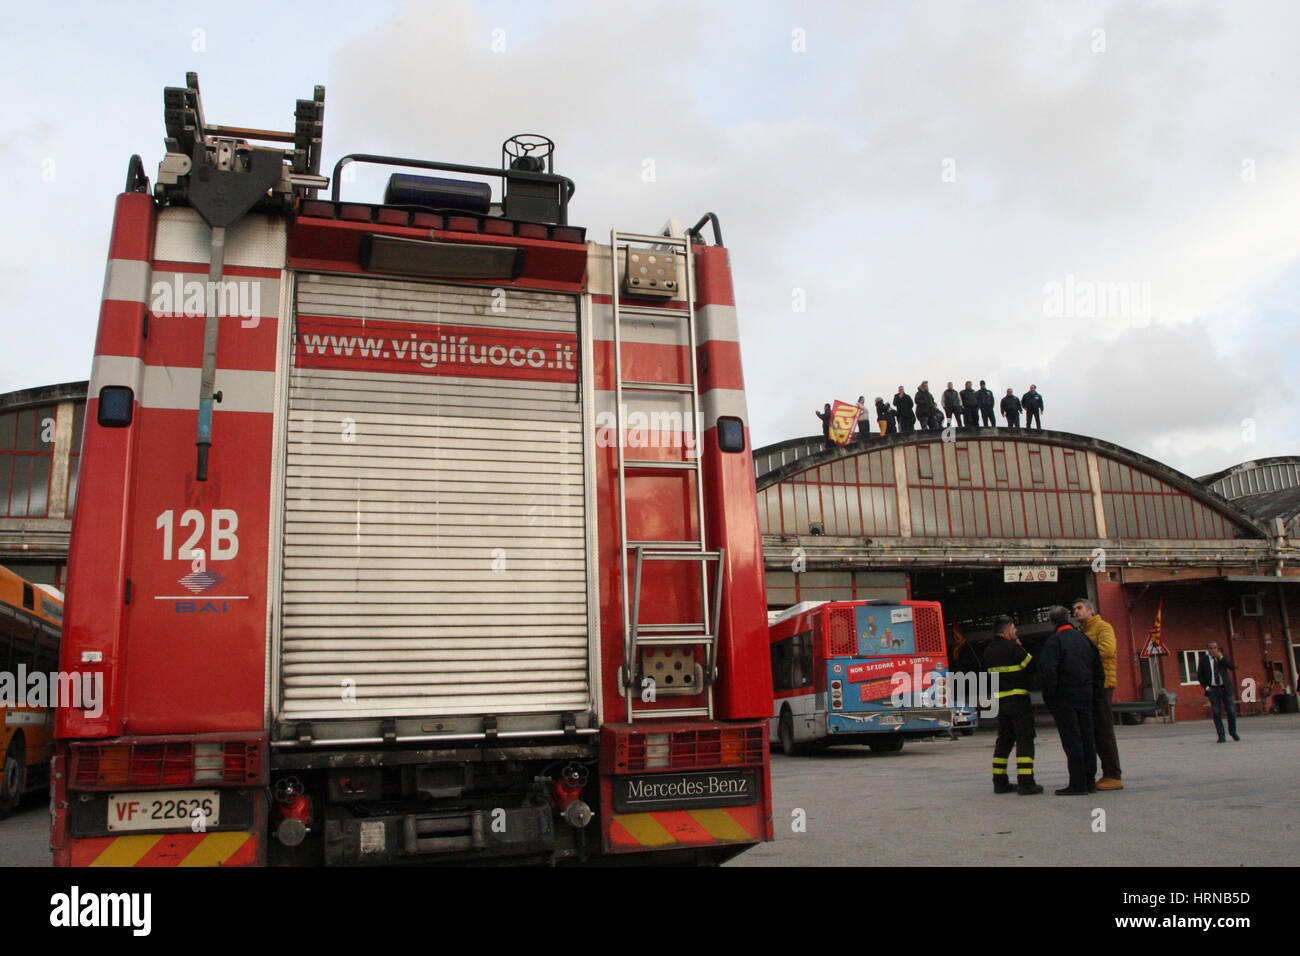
[413,212,445,229]
[551,226,584,243]
[299,200,337,219]
[517,223,548,239]
[446,215,479,233]
[376,208,411,226]
[340,204,373,222]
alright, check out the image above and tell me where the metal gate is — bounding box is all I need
[276,273,593,726]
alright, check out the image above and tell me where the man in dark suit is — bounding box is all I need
[1037,605,1105,795]
[1197,642,1240,742]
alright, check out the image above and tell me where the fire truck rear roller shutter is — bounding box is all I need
[279,275,593,722]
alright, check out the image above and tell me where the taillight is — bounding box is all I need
[617,725,765,772]
[830,679,844,710]
[69,737,263,790]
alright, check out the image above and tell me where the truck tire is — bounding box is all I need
[0,737,25,819]
[778,710,802,757]
[868,736,905,754]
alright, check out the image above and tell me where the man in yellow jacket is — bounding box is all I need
[1073,598,1123,790]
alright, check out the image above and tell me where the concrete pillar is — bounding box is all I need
[47,400,74,518]
[893,448,911,537]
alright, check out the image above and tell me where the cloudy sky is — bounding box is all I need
[3,0,1297,479]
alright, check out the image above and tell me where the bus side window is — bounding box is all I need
[773,630,815,692]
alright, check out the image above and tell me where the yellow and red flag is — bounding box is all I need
[828,399,861,445]
[1141,599,1168,657]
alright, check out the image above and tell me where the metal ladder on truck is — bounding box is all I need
[610,229,725,722]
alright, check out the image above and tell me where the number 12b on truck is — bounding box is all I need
[51,75,774,866]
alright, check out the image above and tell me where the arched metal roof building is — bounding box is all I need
[752,427,1299,712]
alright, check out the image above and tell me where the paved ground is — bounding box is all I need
[0,797,50,867]
[731,712,1299,866]
[1,715,1294,867]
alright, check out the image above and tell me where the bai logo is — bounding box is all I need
[50,886,151,936]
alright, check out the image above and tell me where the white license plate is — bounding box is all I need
[107,790,220,832]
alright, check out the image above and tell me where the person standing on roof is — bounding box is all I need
[874,398,896,436]
[1000,389,1021,428]
[960,381,979,428]
[977,381,996,427]
[942,382,962,428]
[915,382,939,431]
[1022,385,1044,430]
[816,402,833,449]
[893,387,916,433]
[855,395,869,442]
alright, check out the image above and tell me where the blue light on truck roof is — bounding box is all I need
[383,173,492,214]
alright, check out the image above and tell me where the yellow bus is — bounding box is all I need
[0,564,62,817]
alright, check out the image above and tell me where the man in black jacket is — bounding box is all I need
[986,616,1043,795]
[1022,385,1044,429]
[914,382,939,430]
[1197,642,1240,742]
[1038,606,1104,795]
[815,403,833,449]
[977,381,996,427]
[893,386,916,433]
[942,382,962,428]
[1000,389,1022,427]
[960,381,979,427]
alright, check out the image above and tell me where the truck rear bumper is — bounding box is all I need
[324,805,557,865]
[598,720,772,856]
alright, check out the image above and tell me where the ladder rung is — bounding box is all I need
[624,459,698,470]
[636,550,722,561]
[635,635,715,646]
[616,305,690,319]
[613,232,690,248]
[628,540,703,549]
[631,707,710,719]
[636,623,708,634]
[620,380,694,393]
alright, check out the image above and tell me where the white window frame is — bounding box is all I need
[1179,649,1208,686]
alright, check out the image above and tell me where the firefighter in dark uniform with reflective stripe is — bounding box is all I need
[986,615,1043,795]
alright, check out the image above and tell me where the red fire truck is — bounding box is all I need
[52,75,773,866]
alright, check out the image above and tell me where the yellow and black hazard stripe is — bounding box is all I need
[607,806,762,852]
[71,831,258,867]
